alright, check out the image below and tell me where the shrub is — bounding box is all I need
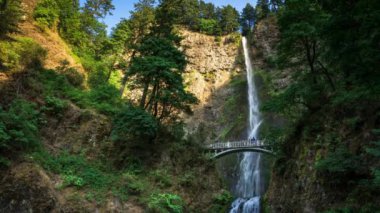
[56,60,84,87]
[0,0,22,37]
[209,190,233,212]
[42,96,68,117]
[0,99,40,166]
[150,169,172,188]
[0,37,46,72]
[315,146,361,174]
[111,105,158,143]
[148,193,184,213]
[32,151,128,203]
[33,0,59,29]
[17,37,47,69]
[199,18,219,35]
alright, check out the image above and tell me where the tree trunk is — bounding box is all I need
[139,81,150,108]
[119,50,136,96]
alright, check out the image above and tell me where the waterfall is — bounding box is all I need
[230,37,263,213]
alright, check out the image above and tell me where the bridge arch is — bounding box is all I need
[212,148,274,159]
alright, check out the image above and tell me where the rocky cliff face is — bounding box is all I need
[180,30,247,143]
[252,16,380,213]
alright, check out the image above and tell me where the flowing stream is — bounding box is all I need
[230,37,263,213]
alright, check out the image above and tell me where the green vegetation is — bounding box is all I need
[32,150,129,203]
[0,99,40,166]
[0,37,47,72]
[147,193,184,213]
[0,0,23,37]
[257,0,380,211]
[0,0,234,211]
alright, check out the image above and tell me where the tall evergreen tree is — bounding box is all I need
[127,37,197,122]
[0,0,23,37]
[119,0,156,95]
[255,0,270,21]
[219,5,240,34]
[199,0,217,19]
[241,3,255,36]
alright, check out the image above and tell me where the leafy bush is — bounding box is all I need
[0,0,22,37]
[33,0,59,29]
[199,18,220,35]
[126,179,146,195]
[16,37,47,69]
[111,105,158,143]
[32,151,128,203]
[148,193,184,213]
[179,172,195,187]
[315,146,361,174]
[0,99,40,166]
[0,37,46,72]
[150,169,172,188]
[209,190,233,213]
[56,60,84,87]
[42,96,68,117]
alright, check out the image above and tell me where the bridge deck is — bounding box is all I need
[205,140,268,150]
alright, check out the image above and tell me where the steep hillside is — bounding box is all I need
[19,0,84,72]
[0,5,234,213]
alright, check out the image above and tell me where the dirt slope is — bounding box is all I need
[18,0,84,73]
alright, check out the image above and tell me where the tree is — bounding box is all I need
[241,3,255,36]
[319,0,380,89]
[178,0,200,29]
[255,0,270,21]
[127,37,197,122]
[269,0,284,12]
[219,5,240,34]
[83,0,114,19]
[119,0,155,95]
[199,18,219,35]
[199,0,217,19]
[0,0,23,37]
[55,0,84,47]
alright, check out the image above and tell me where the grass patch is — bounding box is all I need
[34,69,123,115]
[31,150,128,204]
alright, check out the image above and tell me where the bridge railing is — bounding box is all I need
[205,140,269,150]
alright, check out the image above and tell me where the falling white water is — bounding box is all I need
[230,37,263,213]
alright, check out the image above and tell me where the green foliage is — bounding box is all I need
[35,68,122,115]
[198,18,219,35]
[0,99,40,165]
[33,0,59,29]
[56,60,84,87]
[123,171,146,195]
[127,36,198,122]
[315,146,361,174]
[150,169,172,188]
[241,3,255,36]
[32,150,129,203]
[42,96,68,117]
[111,104,158,143]
[209,190,233,213]
[255,0,270,21]
[178,172,195,187]
[219,5,240,34]
[148,193,184,213]
[0,37,47,72]
[0,0,23,37]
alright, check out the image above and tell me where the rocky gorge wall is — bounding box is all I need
[251,16,380,213]
[180,30,248,144]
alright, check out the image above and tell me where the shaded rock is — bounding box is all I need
[0,163,63,213]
